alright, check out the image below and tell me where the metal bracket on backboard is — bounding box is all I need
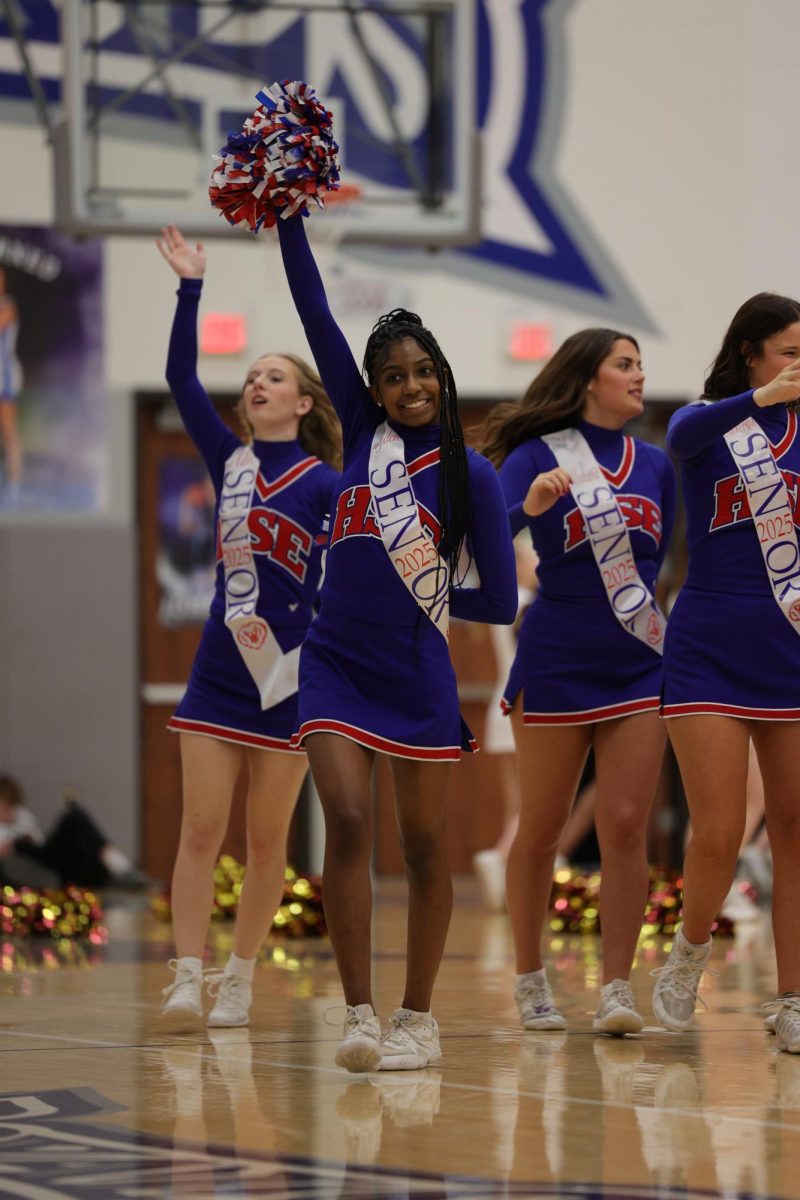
[54,0,480,246]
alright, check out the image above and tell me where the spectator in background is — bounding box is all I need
[0,776,141,889]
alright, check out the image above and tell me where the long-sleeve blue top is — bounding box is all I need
[276,215,517,626]
[666,391,800,594]
[165,277,340,632]
[499,420,676,601]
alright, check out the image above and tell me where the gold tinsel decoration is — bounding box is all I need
[0,884,106,940]
[151,857,326,938]
[547,866,735,937]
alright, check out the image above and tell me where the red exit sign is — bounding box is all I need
[201,312,248,355]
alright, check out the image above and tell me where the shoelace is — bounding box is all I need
[763,991,800,1017]
[161,958,206,1000]
[323,1003,377,1034]
[384,1012,432,1043]
[650,957,717,1010]
[602,981,636,1010]
[205,970,248,1000]
[517,981,555,1014]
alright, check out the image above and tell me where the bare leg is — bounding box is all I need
[0,400,22,486]
[593,712,666,983]
[390,757,452,1012]
[750,722,800,993]
[505,703,592,974]
[557,780,597,861]
[305,733,375,1006]
[232,749,309,960]
[667,716,750,944]
[172,734,241,958]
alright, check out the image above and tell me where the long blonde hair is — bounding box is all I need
[237,353,342,469]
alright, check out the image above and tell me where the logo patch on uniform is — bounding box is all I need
[236,620,268,649]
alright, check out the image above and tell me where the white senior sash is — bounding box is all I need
[219,445,301,708]
[723,416,800,634]
[368,421,450,641]
[543,427,665,653]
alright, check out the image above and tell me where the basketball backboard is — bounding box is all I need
[54,0,479,245]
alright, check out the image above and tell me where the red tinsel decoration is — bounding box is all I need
[0,884,105,940]
[547,866,735,937]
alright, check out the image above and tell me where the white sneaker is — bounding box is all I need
[593,979,644,1036]
[206,969,252,1028]
[651,930,714,1031]
[720,882,761,923]
[161,959,204,1030]
[775,993,800,1054]
[335,1004,382,1073]
[763,1009,778,1034]
[379,1008,442,1071]
[472,849,506,912]
[514,971,567,1031]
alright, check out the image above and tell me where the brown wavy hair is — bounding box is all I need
[481,328,639,467]
[237,353,342,469]
[703,293,800,401]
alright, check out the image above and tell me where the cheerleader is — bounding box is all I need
[483,329,676,1034]
[156,226,340,1030]
[275,213,517,1073]
[652,293,800,1050]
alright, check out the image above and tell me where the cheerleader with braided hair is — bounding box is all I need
[275,213,516,1073]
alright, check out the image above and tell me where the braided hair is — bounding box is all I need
[363,309,471,580]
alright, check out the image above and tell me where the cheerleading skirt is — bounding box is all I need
[291,608,476,761]
[501,593,662,726]
[168,614,304,751]
[662,586,800,720]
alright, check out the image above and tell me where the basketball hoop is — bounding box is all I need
[307,182,364,268]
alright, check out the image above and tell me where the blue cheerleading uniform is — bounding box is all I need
[164,277,340,750]
[662,392,800,719]
[499,420,676,724]
[276,215,517,760]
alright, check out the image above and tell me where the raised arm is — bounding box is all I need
[450,455,517,624]
[158,226,237,476]
[666,393,759,460]
[276,215,372,440]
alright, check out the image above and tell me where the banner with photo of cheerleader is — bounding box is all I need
[157,456,216,627]
[0,224,105,513]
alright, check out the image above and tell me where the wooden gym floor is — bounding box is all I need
[0,880,798,1199]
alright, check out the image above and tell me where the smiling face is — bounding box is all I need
[746,321,800,389]
[582,338,645,429]
[369,336,442,426]
[241,355,312,441]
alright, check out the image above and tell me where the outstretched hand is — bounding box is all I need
[754,357,800,408]
[156,224,206,279]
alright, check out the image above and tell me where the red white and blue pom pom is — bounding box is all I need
[209,80,341,233]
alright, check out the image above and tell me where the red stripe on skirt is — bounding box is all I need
[168,717,300,751]
[291,718,464,760]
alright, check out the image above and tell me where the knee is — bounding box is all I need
[180,816,226,861]
[765,807,800,849]
[323,802,372,858]
[597,807,647,856]
[246,832,280,869]
[689,824,741,865]
[399,826,445,876]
